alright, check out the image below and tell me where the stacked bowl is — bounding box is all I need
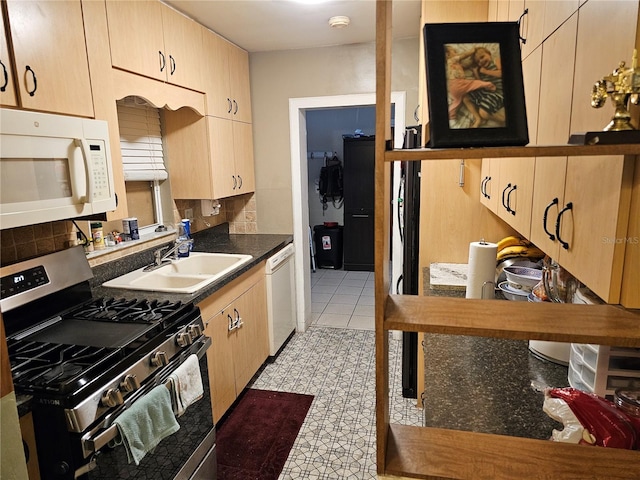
[498,265,542,301]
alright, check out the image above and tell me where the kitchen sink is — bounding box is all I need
[102,252,253,294]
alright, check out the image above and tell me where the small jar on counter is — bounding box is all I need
[91,222,105,250]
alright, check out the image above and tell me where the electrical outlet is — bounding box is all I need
[185,208,194,221]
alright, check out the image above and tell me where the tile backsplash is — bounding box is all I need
[0,193,258,267]
[1,222,77,266]
[174,193,256,235]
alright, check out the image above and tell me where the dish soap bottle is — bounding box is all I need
[177,219,191,257]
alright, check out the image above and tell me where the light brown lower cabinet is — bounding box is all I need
[198,263,268,424]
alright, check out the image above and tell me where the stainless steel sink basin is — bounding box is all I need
[102,252,253,293]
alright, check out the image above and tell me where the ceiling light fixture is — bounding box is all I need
[328,15,350,28]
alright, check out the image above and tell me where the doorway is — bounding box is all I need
[288,92,406,331]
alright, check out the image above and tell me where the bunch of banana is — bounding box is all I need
[496,235,544,261]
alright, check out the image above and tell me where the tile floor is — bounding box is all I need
[250,298,423,479]
[309,268,375,330]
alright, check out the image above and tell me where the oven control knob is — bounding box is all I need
[176,332,193,347]
[53,461,70,475]
[150,351,168,367]
[187,324,203,338]
[120,374,140,393]
[101,388,124,407]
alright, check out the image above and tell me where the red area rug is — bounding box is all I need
[216,389,314,480]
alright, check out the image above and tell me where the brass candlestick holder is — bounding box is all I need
[591,49,640,131]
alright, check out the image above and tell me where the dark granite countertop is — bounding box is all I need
[90,223,292,305]
[421,266,569,440]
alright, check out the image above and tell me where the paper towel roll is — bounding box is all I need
[466,241,498,299]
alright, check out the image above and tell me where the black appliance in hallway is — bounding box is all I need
[343,136,375,271]
[401,126,421,399]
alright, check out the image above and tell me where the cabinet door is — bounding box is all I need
[160,3,203,91]
[344,212,374,271]
[165,108,214,199]
[233,278,268,392]
[530,156,567,259]
[227,42,252,123]
[202,28,232,119]
[497,158,535,238]
[480,158,500,213]
[0,7,17,107]
[542,0,579,40]
[536,12,577,146]
[208,116,236,198]
[521,46,542,145]
[557,155,634,304]
[232,121,256,195]
[204,308,237,424]
[520,0,545,59]
[105,0,166,82]
[5,0,93,117]
[343,138,375,211]
[570,0,639,133]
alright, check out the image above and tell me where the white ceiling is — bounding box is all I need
[164,0,422,53]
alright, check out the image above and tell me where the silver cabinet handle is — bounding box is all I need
[234,308,243,329]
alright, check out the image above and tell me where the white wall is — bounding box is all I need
[249,37,420,234]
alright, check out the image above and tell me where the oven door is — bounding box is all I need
[80,338,216,480]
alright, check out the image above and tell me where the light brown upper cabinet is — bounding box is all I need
[3,0,94,117]
[530,155,634,305]
[164,109,256,200]
[569,0,639,134]
[202,28,252,124]
[0,7,17,107]
[105,0,203,91]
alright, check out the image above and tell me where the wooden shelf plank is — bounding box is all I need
[385,424,640,480]
[384,295,640,347]
[384,144,640,161]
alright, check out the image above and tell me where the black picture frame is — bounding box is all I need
[423,22,529,148]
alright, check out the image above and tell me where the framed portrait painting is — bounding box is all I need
[423,22,529,148]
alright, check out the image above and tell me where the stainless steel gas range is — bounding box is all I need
[1,247,216,480]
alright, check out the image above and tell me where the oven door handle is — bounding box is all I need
[80,335,211,458]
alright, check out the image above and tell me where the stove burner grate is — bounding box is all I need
[9,340,123,392]
[68,298,183,324]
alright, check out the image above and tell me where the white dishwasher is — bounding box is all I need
[265,243,297,356]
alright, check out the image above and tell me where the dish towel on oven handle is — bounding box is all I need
[113,384,180,465]
[167,354,204,417]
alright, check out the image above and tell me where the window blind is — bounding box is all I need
[117,98,168,182]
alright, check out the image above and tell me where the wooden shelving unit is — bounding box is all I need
[385,143,640,161]
[373,2,640,479]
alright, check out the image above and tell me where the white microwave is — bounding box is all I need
[0,109,116,230]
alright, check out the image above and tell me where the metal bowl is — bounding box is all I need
[498,281,529,301]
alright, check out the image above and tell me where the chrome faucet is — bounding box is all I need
[144,238,194,271]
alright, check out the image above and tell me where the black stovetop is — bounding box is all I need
[6,295,192,399]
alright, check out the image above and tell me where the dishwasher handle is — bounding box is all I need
[266,243,294,274]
